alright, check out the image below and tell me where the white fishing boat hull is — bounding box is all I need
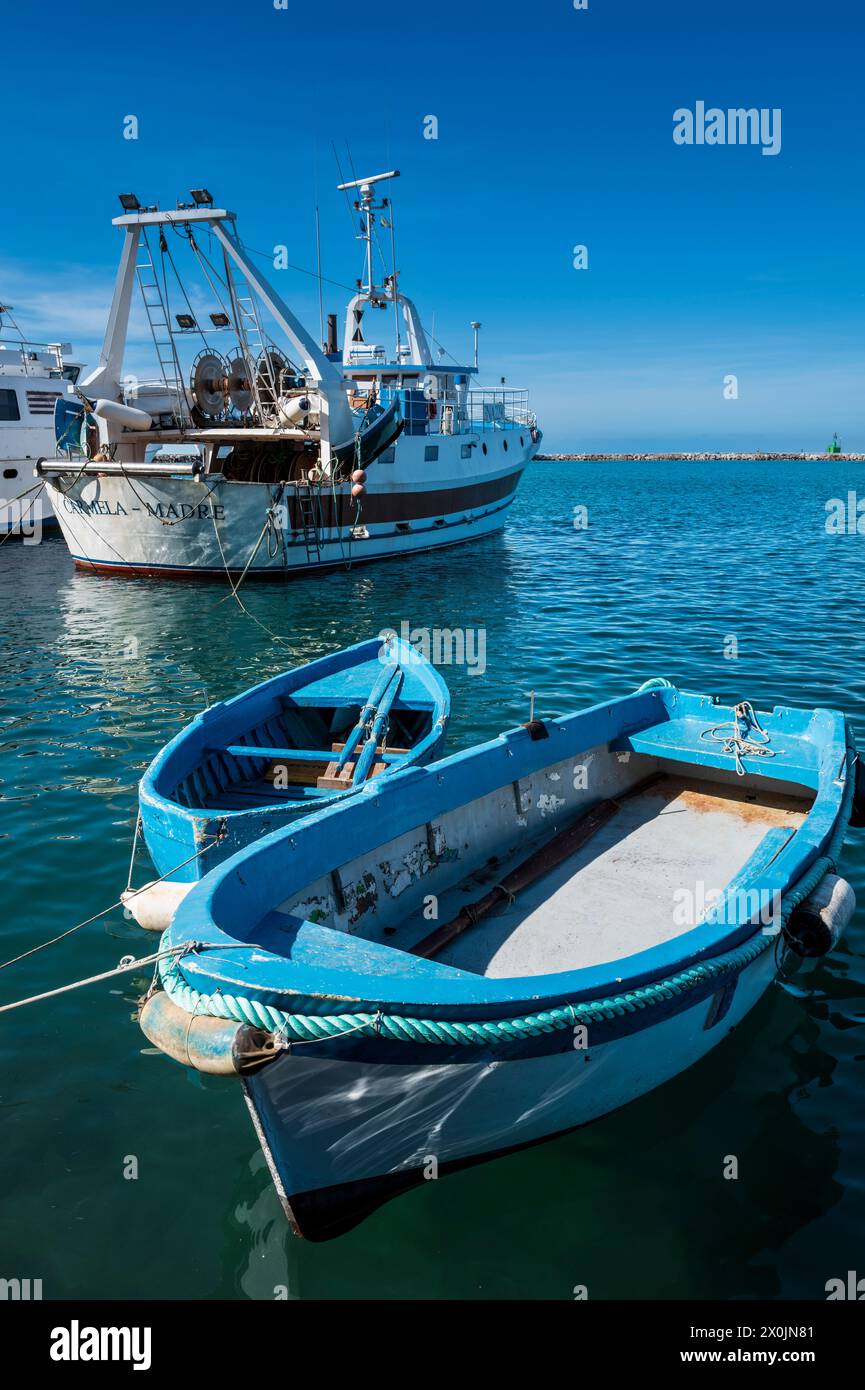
[45,433,532,576]
[243,943,778,1238]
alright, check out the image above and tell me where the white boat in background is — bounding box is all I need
[38,174,541,578]
[0,305,82,536]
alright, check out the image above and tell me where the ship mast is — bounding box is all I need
[337,170,400,302]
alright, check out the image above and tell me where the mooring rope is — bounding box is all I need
[0,831,220,974]
[633,677,673,693]
[157,732,855,1047]
[0,939,260,1015]
[700,699,775,777]
[207,504,298,651]
[0,945,189,1015]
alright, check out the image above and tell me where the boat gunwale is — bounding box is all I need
[165,685,849,1017]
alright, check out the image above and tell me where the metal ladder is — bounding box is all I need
[135,238,185,419]
[228,279,275,417]
[294,483,322,566]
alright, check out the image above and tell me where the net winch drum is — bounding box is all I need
[227,354,253,414]
[190,351,229,418]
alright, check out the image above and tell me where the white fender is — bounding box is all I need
[277,395,311,427]
[121,879,195,933]
[93,398,154,431]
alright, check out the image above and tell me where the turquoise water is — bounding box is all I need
[1,459,864,1300]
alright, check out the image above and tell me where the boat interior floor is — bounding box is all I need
[432,776,810,979]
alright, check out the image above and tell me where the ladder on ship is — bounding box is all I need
[224,263,279,418]
[295,483,322,565]
[136,236,186,420]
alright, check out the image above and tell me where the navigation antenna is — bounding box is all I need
[336,169,401,309]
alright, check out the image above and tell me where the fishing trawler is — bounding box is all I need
[39,175,541,578]
[0,305,82,536]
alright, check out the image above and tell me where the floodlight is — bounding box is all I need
[209,312,230,328]
[118,193,140,211]
[190,188,214,206]
[175,314,196,329]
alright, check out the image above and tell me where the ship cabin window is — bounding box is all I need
[461,444,472,459]
[424,445,439,462]
[3,467,18,478]
[62,366,81,384]
[379,447,395,464]
[0,389,20,421]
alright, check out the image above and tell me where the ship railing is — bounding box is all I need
[377,385,534,438]
[465,388,533,432]
[0,338,69,374]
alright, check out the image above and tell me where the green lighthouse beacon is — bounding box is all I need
[826,432,842,455]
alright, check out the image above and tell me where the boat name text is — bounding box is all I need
[61,498,226,521]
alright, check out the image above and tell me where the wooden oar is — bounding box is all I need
[336,661,399,774]
[410,796,622,960]
[352,671,404,785]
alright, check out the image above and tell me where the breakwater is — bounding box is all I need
[535,452,865,462]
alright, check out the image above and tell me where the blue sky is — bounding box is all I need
[2,0,863,451]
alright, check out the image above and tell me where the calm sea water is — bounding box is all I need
[1,459,864,1301]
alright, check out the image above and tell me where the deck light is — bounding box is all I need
[175,314,196,329]
[209,313,230,328]
[118,193,140,211]
[190,188,214,206]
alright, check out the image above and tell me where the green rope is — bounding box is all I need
[159,731,857,1048]
[634,677,673,693]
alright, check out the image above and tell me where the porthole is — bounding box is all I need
[503,439,508,452]
[520,436,525,447]
[482,442,488,455]
[3,467,18,479]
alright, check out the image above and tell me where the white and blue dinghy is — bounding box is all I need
[127,635,449,929]
[141,682,862,1239]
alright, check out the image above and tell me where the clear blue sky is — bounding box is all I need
[3,0,863,451]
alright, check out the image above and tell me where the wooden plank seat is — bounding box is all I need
[216,743,411,794]
[317,742,410,792]
[222,744,409,764]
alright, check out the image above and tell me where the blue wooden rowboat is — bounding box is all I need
[136,633,450,889]
[141,682,861,1239]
